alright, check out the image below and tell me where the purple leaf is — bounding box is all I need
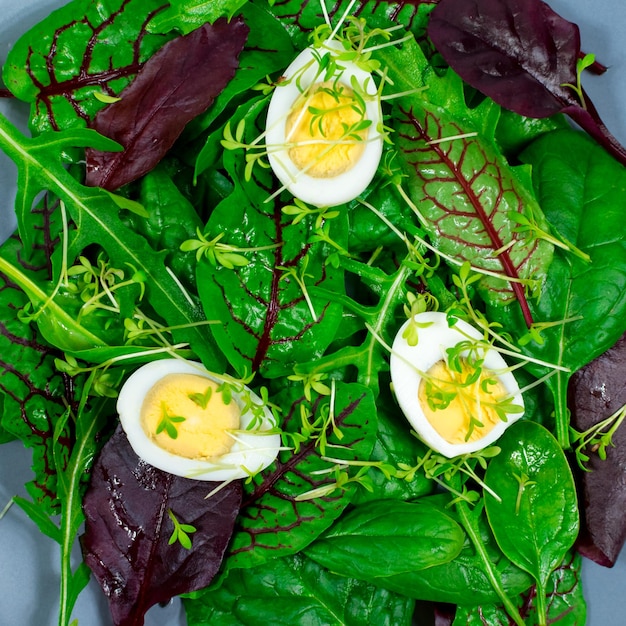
[569,332,626,567]
[81,425,242,626]
[85,18,249,190]
[427,0,626,165]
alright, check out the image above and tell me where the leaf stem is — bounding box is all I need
[455,500,526,626]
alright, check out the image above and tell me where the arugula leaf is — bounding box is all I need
[0,113,225,367]
[81,425,243,626]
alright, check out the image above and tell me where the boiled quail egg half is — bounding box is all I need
[265,39,383,207]
[390,312,525,457]
[117,358,281,481]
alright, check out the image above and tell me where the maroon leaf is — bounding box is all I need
[85,17,249,190]
[81,425,242,626]
[569,332,626,567]
[427,0,626,166]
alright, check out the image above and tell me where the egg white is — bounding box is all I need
[390,311,525,457]
[117,358,281,481]
[265,40,383,207]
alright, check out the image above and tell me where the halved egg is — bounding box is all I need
[117,358,281,481]
[390,311,525,457]
[265,40,383,206]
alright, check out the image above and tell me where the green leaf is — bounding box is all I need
[484,420,579,617]
[305,499,465,578]
[504,129,626,446]
[148,0,249,35]
[185,552,415,626]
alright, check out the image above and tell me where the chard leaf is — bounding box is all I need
[0,113,224,367]
[570,332,626,567]
[86,18,249,190]
[506,129,626,446]
[384,39,554,325]
[2,0,171,134]
[185,552,416,626]
[427,0,626,166]
[305,499,465,578]
[484,421,579,614]
[0,234,76,508]
[227,382,377,569]
[196,122,345,379]
[81,425,242,626]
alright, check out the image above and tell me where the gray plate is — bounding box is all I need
[1,1,625,624]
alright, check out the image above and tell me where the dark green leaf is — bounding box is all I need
[305,499,465,578]
[185,553,415,626]
[484,421,579,600]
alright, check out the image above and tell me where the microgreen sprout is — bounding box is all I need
[507,210,591,262]
[156,403,186,439]
[288,370,332,401]
[180,228,280,269]
[512,471,537,515]
[188,386,213,410]
[561,52,596,110]
[402,291,439,346]
[282,197,340,229]
[167,509,197,550]
[570,402,626,471]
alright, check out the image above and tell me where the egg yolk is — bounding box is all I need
[285,80,368,178]
[418,359,508,445]
[140,373,240,460]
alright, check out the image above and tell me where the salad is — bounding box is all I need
[1,0,625,625]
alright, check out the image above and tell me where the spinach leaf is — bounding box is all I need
[305,499,465,578]
[2,0,171,134]
[484,420,579,622]
[185,552,415,626]
[502,129,626,446]
[305,494,532,606]
[81,425,243,626]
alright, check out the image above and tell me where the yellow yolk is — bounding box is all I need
[418,359,507,445]
[140,373,240,460]
[285,80,368,178]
